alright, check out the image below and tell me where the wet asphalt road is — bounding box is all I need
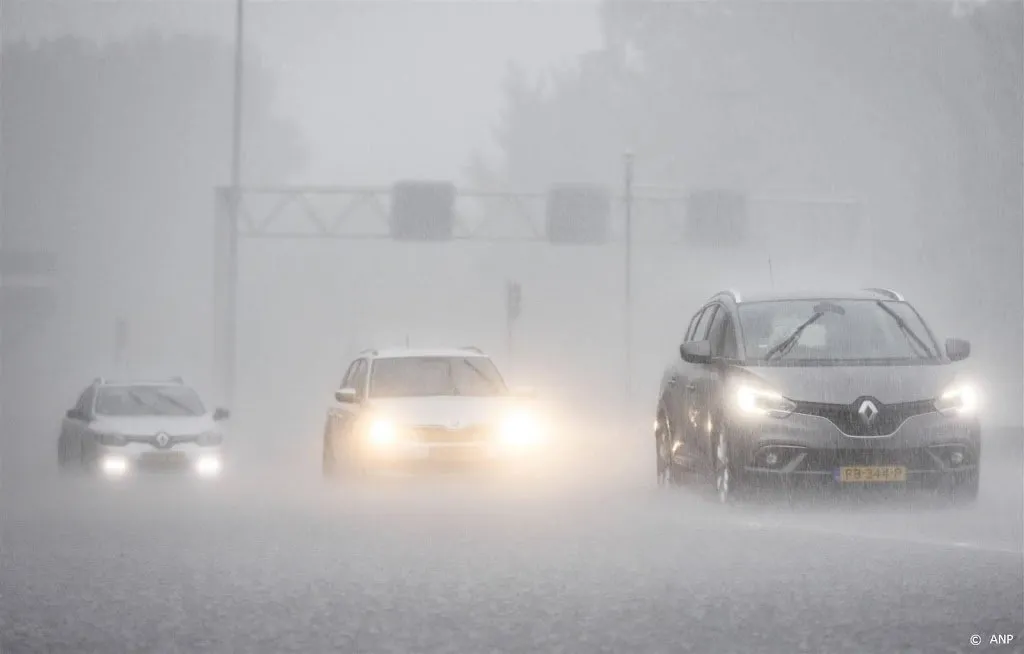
[2,437,1023,654]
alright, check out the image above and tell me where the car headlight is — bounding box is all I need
[100,455,129,476]
[195,455,222,477]
[498,410,543,449]
[733,383,796,419]
[98,432,127,446]
[366,418,399,447]
[196,431,223,447]
[935,383,980,417]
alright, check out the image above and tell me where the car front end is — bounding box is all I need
[92,428,225,480]
[350,401,548,474]
[725,375,981,497]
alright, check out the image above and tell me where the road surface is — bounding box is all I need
[2,430,1022,654]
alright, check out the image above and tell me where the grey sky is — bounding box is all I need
[6,0,602,184]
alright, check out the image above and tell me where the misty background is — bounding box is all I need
[2,0,1021,476]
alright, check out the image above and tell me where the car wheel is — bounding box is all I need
[714,434,741,505]
[322,435,340,480]
[948,469,979,506]
[655,412,670,487]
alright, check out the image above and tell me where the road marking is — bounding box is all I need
[733,517,1022,556]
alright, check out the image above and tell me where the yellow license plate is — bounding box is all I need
[838,466,907,483]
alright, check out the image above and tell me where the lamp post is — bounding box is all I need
[623,152,635,407]
[224,0,246,409]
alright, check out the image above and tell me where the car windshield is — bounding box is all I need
[369,356,508,398]
[94,385,207,417]
[737,299,941,364]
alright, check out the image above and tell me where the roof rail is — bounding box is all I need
[358,348,378,356]
[863,287,904,302]
[460,345,484,354]
[94,376,185,386]
[711,289,742,303]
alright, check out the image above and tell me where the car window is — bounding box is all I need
[691,305,718,342]
[369,356,508,398]
[737,299,941,363]
[341,360,360,389]
[349,359,368,397]
[75,387,95,416]
[714,311,739,358]
[94,385,206,417]
[684,309,702,342]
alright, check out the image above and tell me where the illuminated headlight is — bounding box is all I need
[100,455,128,476]
[733,383,796,419]
[367,419,399,447]
[498,411,543,449]
[935,383,980,417]
[195,455,222,477]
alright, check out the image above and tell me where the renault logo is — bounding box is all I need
[155,432,170,448]
[858,400,879,425]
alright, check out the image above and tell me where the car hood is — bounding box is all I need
[364,396,517,428]
[741,364,959,405]
[90,415,216,436]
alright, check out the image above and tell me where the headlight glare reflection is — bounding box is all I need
[936,383,980,417]
[734,383,796,419]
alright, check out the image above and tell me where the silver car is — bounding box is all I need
[57,378,230,479]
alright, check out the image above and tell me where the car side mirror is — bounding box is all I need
[213,407,231,421]
[65,409,78,420]
[335,388,358,403]
[680,340,713,364]
[945,337,971,362]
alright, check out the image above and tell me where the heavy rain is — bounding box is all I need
[1,1,1022,652]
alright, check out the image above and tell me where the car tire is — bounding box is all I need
[713,433,743,505]
[656,409,685,487]
[948,469,979,506]
[322,437,340,481]
[57,439,70,472]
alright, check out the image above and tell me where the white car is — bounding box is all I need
[322,347,545,477]
[57,378,229,479]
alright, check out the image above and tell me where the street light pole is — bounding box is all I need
[623,152,635,407]
[225,0,245,409]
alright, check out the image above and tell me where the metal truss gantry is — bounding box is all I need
[213,185,865,406]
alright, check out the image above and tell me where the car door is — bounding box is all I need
[328,358,367,455]
[60,387,92,464]
[71,386,98,464]
[674,304,718,467]
[695,304,738,464]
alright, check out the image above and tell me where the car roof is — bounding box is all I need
[710,288,905,305]
[364,347,491,360]
[93,377,185,387]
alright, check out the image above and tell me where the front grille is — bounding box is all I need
[413,427,488,445]
[136,452,191,471]
[799,448,938,472]
[793,398,935,436]
[125,435,197,447]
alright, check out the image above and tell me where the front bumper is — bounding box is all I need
[95,443,224,478]
[729,410,980,490]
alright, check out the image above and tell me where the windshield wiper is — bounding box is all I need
[458,359,501,395]
[154,391,200,416]
[126,390,164,414]
[875,301,933,358]
[764,312,825,361]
